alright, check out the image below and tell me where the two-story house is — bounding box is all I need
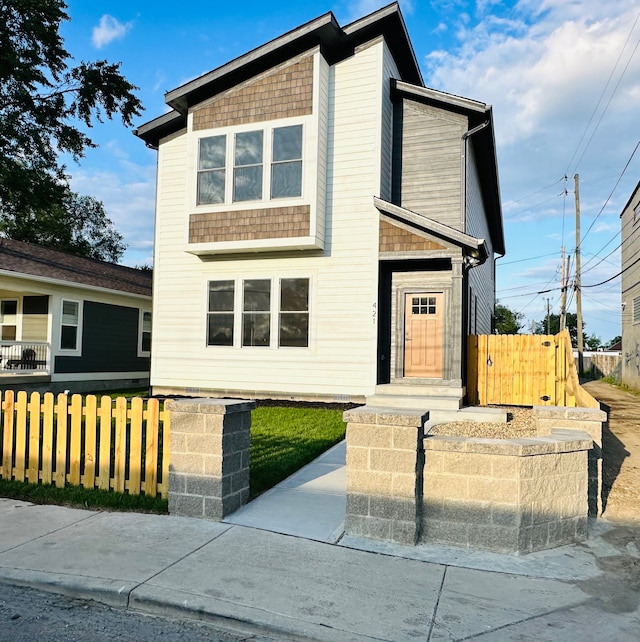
[135,3,504,407]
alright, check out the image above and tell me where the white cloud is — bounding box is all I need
[92,15,133,49]
[69,156,156,267]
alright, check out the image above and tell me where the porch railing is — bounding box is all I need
[0,341,50,373]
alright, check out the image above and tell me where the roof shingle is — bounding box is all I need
[0,238,152,297]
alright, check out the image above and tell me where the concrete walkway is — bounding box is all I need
[1,446,639,640]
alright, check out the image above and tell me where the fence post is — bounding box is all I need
[165,398,255,520]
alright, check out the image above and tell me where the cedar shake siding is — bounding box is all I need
[192,57,314,130]
[379,219,446,253]
[189,205,311,243]
[55,302,150,374]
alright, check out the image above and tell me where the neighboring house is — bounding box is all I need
[621,179,640,390]
[0,238,152,394]
[135,3,504,405]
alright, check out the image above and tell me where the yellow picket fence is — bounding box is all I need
[467,330,599,408]
[0,391,170,498]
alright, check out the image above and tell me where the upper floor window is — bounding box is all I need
[197,124,303,207]
[634,296,640,325]
[197,135,226,205]
[271,125,302,198]
[234,131,263,202]
[61,300,79,350]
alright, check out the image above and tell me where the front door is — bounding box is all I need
[404,292,443,378]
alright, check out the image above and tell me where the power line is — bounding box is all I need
[566,7,640,175]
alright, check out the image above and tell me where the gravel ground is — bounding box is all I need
[428,406,538,439]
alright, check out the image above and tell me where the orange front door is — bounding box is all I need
[404,293,443,378]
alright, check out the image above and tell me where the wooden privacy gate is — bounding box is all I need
[467,330,598,407]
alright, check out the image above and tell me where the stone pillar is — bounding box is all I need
[534,406,606,515]
[166,398,255,520]
[343,407,426,545]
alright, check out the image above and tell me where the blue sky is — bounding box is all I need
[60,0,640,343]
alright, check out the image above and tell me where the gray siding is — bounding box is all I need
[466,141,495,334]
[621,186,640,389]
[394,99,467,229]
[55,301,150,374]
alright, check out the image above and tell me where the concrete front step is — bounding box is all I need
[374,384,464,398]
[365,394,463,411]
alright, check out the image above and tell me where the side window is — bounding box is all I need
[207,281,235,346]
[197,135,226,205]
[634,296,640,325]
[60,300,79,350]
[279,278,309,347]
[233,130,263,202]
[0,299,18,341]
[242,280,271,347]
[271,125,302,198]
[139,311,152,355]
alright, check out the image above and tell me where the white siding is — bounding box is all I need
[150,43,389,398]
[466,142,495,334]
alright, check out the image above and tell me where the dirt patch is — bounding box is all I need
[583,380,640,524]
[428,406,537,439]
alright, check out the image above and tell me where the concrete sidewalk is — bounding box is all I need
[0,496,639,641]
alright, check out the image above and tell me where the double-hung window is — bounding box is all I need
[139,311,152,355]
[207,281,235,346]
[271,125,302,198]
[242,280,271,346]
[0,299,18,341]
[61,300,79,350]
[197,135,226,205]
[234,131,263,202]
[279,278,309,347]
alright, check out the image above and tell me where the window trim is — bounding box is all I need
[138,310,152,357]
[193,120,306,210]
[60,299,82,354]
[205,276,311,349]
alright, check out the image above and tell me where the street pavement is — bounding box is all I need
[0,441,639,641]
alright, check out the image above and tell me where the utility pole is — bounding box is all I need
[546,298,551,335]
[574,174,584,376]
[559,246,566,331]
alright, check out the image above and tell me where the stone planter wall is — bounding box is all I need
[344,404,601,554]
[421,430,593,554]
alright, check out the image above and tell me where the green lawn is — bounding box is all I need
[249,404,346,499]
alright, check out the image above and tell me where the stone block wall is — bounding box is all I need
[166,398,255,520]
[343,407,426,545]
[421,430,593,554]
[534,406,606,515]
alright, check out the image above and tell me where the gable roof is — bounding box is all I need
[374,198,489,263]
[135,2,421,148]
[0,238,152,298]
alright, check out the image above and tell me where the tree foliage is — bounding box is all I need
[494,303,524,334]
[0,0,142,261]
